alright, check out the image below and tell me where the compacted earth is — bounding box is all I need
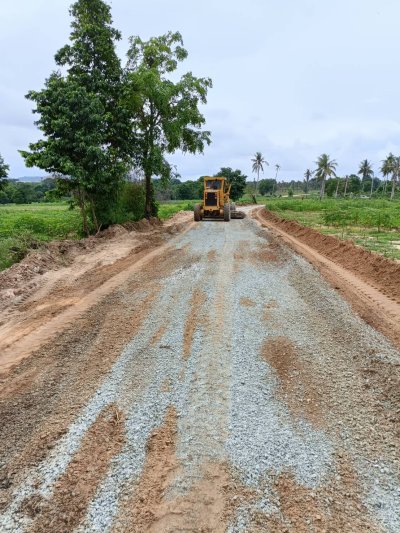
[0,208,399,532]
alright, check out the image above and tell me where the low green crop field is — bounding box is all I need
[0,203,82,270]
[0,200,198,271]
[157,200,197,220]
[259,196,400,260]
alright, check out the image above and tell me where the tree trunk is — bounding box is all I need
[335,180,339,198]
[78,187,89,236]
[91,203,100,233]
[344,177,348,197]
[319,178,325,200]
[145,172,152,218]
[390,175,396,200]
[370,178,374,198]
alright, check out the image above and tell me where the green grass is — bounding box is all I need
[258,196,400,260]
[157,200,196,220]
[0,200,197,271]
[0,203,82,270]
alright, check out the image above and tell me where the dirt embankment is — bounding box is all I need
[0,214,189,313]
[259,209,400,303]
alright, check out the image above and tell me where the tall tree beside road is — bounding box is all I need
[126,31,212,218]
[0,153,9,190]
[251,152,268,198]
[20,0,132,234]
[315,154,337,199]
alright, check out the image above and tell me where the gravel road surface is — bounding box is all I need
[0,214,399,532]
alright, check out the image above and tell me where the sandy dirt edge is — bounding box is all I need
[253,207,400,350]
[0,212,193,376]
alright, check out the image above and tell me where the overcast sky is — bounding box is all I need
[1,0,399,182]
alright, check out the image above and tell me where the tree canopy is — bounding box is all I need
[214,167,247,201]
[125,31,212,218]
[315,154,337,199]
[20,0,133,233]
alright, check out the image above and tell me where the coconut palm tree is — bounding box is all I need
[314,154,337,199]
[275,164,281,180]
[380,153,398,200]
[303,169,313,194]
[251,152,268,198]
[358,159,373,193]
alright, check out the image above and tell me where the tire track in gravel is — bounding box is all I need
[26,405,125,533]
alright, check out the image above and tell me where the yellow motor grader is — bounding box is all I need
[194,176,245,222]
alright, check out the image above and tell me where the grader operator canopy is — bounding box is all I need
[194,176,245,222]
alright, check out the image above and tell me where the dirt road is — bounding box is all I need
[0,210,399,532]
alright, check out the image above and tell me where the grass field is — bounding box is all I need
[256,196,400,260]
[0,201,197,271]
[157,200,196,220]
[0,203,82,270]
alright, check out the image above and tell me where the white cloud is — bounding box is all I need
[1,0,399,180]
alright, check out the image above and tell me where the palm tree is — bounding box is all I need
[275,164,281,180]
[380,153,399,200]
[303,169,313,194]
[358,159,373,193]
[314,154,337,199]
[251,152,268,198]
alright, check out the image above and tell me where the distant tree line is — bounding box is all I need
[0,178,57,204]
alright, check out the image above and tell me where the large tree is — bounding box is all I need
[214,167,247,201]
[381,153,399,200]
[20,0,132,233]
[0,153,9,190]
[126,31,212,218]
[251,152,268,198]
[314,154,337,199]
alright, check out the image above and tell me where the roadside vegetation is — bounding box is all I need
[259,196,400,260]
[0,204,81,270]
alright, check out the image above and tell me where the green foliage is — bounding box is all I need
[258,179,277,196]
[0,153,9,191]
[157,201,195,220]
[0,178,58,204]
[251,152,268,194]
[176,181,201,200]
[214,167,247,201]
[264,197,400,259]
[314,153,337,199]
[0,204,82,270]
[20,0,132,233]
[126,31,212,217]
[288,187,294,197]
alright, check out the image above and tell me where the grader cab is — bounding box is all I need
[193,176,245,222]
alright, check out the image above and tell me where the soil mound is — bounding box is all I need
[260,209,400,303]
[0,215,183,311]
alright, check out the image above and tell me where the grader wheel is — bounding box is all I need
[223,203,231,222]
[194,204,202,222]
